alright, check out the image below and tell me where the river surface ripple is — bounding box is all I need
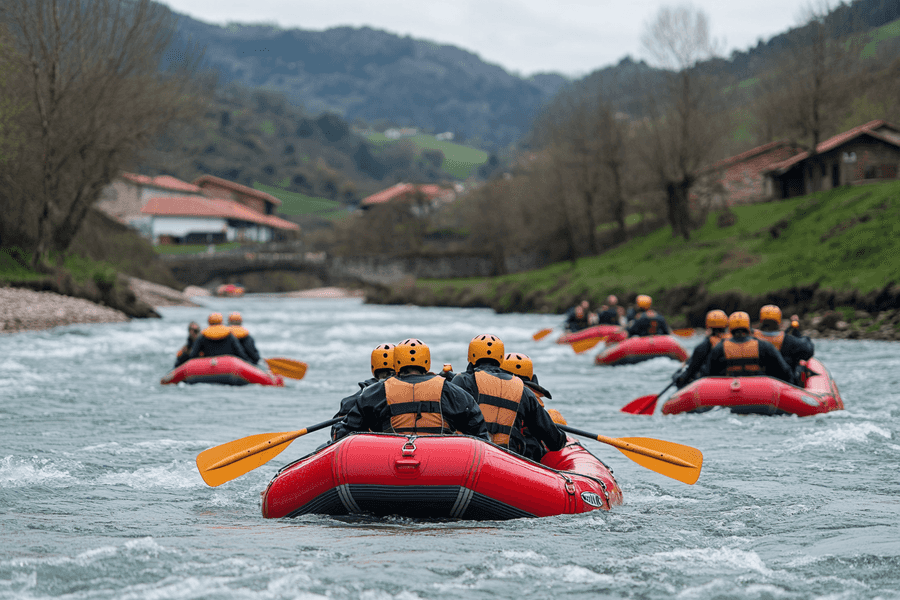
[1,296,899,600]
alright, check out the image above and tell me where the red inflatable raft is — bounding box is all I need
[556,325,623,344]
[595,335,688,366]
[661,358,842,417]
[160,356,284,387]
[261,433,623,520]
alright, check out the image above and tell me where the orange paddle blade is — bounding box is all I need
[621,394,659,415]
[606,436,703,485]
[265,358,308,380]
[533,328,554,341]
[571,336,604,354]
[672,328,695,337]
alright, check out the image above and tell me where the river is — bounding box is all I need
[2,296,898,600]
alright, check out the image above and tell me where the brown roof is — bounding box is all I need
[361,183,453,207]
[121,173,202,194]
[766,120,900,174]
[705,140,801,172]
[193,175,282,206]
[141,196,298,230]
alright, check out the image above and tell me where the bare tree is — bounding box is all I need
[0,0,206,267]
[640,4,724,240]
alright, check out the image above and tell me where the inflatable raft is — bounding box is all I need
[595,335,688,366]
[661,358,842,417]
[161,356,284,386]
[261,433,623,520]
[556,325,624,345]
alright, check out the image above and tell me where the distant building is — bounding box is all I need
[763,120,900,198]
[96,173,203,236]
[700,140,803,206]
[359,183,456,216]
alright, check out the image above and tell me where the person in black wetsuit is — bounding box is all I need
[174,321,201,367]
[500,352,566,461]
[188,313,251,362]
[673,309,730,388]
[595,295,621,326]
[627,294,671,337]
[227,312,260,364]
[564,301,591,332]
[706,311,794,384]
[331,339,488,442]
[330,343,397,438]
[753,304,814,383]
[451,334,565,460]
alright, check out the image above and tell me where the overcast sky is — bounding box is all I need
[161,0,815,76]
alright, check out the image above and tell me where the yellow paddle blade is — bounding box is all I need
[672,328,695,337]
[609,436,703,485]
[196,431,302,487]
[571,336,604,354]
[265,358,308,380]
[533,328,554,341]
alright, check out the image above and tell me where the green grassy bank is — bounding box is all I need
[368,181,900,327]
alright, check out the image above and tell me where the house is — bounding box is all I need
[95,173,203,235]
[192,174,282,216]
[700,140,803,206]
[763,120,900,199]
[360,183,456,215]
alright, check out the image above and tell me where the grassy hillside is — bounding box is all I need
[367,133,489,179]
[254,182,347,220]
[388,181,900,319]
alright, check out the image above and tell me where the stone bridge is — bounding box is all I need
[160,250,332,286]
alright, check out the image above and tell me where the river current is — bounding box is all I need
[1,296,898,600]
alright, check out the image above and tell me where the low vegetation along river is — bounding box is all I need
[2,296,898,599]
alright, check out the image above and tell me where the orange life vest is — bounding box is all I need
[753,330,784,351]
[201,325,231,340]
[229,326,250,339]
[384,376,452,435]
[645,310,659,335]
[474,371,524,448]
[723,339,762,376]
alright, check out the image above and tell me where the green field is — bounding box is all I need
[254,183,347,219]
[411,181,900,309]
[152,242,243,255]
[367,133,489,179]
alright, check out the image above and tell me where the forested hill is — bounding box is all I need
[173,16,569,150]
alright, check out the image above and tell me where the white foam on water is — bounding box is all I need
[96,461,203,490]
[650,546,773,576]
[499,550,545,562]
[491,562,620,585]
[675,578,790,599]
[0,455,77,488]
[783,423,892,452]
[359,590,425,600]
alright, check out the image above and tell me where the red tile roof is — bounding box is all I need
[141,196,298,230]
[193,175,282,206]
[121,173,202,194]
[705,140,801,172]
[766,120,900,173]
[361,183,453,207]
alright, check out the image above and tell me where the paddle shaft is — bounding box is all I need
[558,424,697,468]
[207,417,342,471]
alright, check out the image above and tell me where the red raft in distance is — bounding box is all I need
[161,356,284,387]
[661,358,842,417]
[595,335,688,366]
[556,325,624,345]
[261,433,623,520]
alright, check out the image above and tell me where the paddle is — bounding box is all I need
[558,424,702,485]
[533,328,554,341]
[196,417,343,487]
[620,381,676,415]
[672,328,695,337]
[264,357,308,380]
[571,336,605,354]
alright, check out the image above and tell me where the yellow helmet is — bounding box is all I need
[706,309,728,329]
[500,352,533,380]
[228,312,242,325]
[637,295,652,310]
[760,304,782,323]
[208,312,223,325]
[728,311,751,331]
[370,343,396,375]
[394,338,430,372]
[468,334,504,365]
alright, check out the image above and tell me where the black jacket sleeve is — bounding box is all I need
[706,344,726,376]
[678,339,712,386]
[241,335,261,364]
[441,382,490,440]
[519,388,566,452]
[228,335,251,362]
[761,341,795,384]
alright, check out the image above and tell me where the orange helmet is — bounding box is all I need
[207,312,223,325]
[227,312,242,325]
[637,295,652,310]
[500,353,533,380]
[706,309,728,329]
[394,338,430,372]
[468,334,504,365]
[728,311,751,331]
[760,304,782,323]
[370,343,396,376]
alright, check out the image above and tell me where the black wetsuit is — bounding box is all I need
[627,310,671,337]
[188,329,251,362]
[706,332,794,384]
